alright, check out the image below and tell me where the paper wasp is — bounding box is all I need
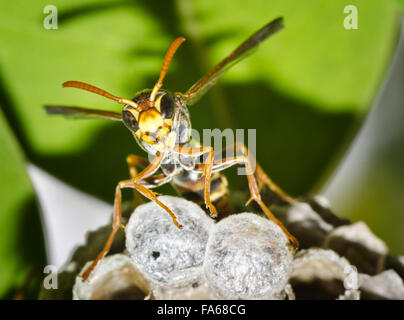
[46,17,298,281]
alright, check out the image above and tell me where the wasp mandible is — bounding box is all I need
[46,17,298,281]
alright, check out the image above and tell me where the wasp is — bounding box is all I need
[46,17,298,281]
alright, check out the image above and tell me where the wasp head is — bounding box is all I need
[122,90,177,152]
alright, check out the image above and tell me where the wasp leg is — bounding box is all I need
[175,145,217,218]
[224,143,297,203]
[126,154,149,178]
[139,173,172,189]
[81,154,180,281]
[81,179,128,281]
[210,144,298,251]
[126,154,150,207]
[254,164,297,203]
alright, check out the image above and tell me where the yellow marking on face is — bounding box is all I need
[154,94,163,112]
[127,108,139,119]
[156,126,169,140]
[138,109,164,133]
[141,134,156,144]
[164,118,172,126]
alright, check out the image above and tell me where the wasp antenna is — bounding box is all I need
[150,37,186,102]
[62,81,139,109]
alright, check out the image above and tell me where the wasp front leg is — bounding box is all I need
[175,145,217,218]
[81,154,179,281]
[211,143,298,250]
[81,178,129,281]
[126,154,150,207]
[126,154,149,179]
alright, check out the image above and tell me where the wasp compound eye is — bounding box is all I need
[160,93,174,119]
[122,110,139,132]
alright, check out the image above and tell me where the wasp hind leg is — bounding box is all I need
[225,143,297,203]
[212,143,299,251]
[254,163,297,204]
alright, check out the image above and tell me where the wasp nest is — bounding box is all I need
[73,254,149,300]
[48,195,404,300]
[70,197,295,299]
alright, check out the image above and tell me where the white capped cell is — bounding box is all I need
[204,213,293,299]
[125,196,215,285]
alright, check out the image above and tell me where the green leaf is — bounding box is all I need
[394,0,404,12]
[0,109,46,299]
[0,0,399,201]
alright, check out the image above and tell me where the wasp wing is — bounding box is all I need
[181,17,284,106]
[45,105,122,121]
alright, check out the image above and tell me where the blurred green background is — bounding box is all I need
[0,0,403,298]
